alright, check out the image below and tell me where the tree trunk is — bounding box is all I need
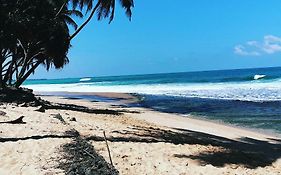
[15,61,41,88]
[3,55,16,83]
[0,51,3,88]
[69,1,100,40]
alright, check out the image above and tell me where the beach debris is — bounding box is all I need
[103,131,114,167]
[19,103,28,107]
[70,117,76,122]
[52,113,66,124]
[34,106,45,113]
[0,116,26,124]
[0,111,6,116]
[121,155,128,159]
[83,149,96,159]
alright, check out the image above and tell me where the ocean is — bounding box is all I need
[24,67,281,134]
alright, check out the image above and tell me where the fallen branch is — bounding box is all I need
[0,116,26,124]
[84,149,96,159]
[103,131,113,166]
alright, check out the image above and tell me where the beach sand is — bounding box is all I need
[0,94,281,175]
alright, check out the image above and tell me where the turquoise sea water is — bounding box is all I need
[24,67,281,134]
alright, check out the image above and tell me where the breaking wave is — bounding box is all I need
[24,77,281,102]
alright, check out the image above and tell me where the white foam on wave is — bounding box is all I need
[24,79,281,102]
[254,74,266,80]
[80,78,91,82]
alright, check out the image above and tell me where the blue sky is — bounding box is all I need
[31,0,281,79]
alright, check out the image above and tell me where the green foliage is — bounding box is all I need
[0,0,134,87]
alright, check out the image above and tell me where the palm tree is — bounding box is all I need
[0,0,135,88]
[13,0,75,87]
[0,0,74,87]
[69,0,134,40]
[55,0,84,30]
[60,9,83,30]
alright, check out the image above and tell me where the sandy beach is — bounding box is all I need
[1,93,281,175]
[3,1,281,174]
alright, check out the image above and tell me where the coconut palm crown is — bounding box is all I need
[0,0,134,87]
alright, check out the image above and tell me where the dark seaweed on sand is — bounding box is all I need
[58,130,118,175]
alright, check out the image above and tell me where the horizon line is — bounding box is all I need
[27,65,281,81]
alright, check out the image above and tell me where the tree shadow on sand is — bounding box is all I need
[0,130,119,174]
[41,99,140,115]
[86,126,281,169]
[0,134,74,143]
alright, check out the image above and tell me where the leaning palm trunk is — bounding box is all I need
[14,61,41,88]
[3,55,16,84]
[70,1,101,40]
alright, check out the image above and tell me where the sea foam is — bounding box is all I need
[79,78,91,82]
[254,74,266,80]
[24,78,281,102]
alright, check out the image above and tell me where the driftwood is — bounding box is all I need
[103,131,113,166]
[0,116,26,124]
[84,149,96,159]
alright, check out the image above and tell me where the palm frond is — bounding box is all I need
[119,0,134,20]
[69,9,83,18]
[63,15,78,29]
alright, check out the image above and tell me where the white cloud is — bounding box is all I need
[234,45,260,56]
[234,35,281,56]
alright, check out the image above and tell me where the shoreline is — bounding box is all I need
[35,91,281,139]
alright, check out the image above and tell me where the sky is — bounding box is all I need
[31,0,281,79]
